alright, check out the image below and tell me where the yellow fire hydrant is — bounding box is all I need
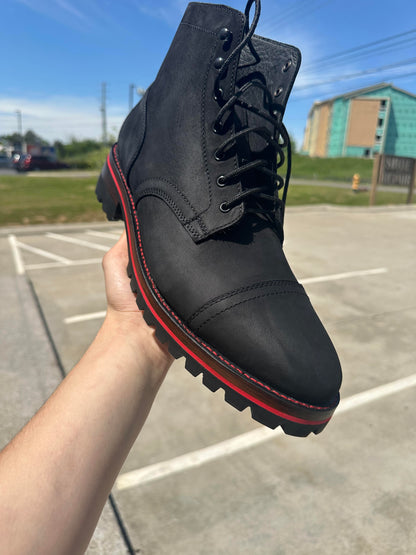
[352,173,360,192]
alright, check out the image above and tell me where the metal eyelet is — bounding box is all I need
[215,151,225,161]
[214,57,224,70]
[218,27,232,41]
[218,28,232,49]
[282,60,292,72]
[213,87,224,102]
[219,202,230,212]
[216,175,226,186]
[274,87,283,98]
[212,121,223,134]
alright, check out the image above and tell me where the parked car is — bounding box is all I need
[15,154,69,172]
[12,153,24,170]
[0,153,12,168]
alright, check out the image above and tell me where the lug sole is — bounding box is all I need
[96,145,339,437]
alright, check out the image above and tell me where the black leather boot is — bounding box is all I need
[96,0,342,437]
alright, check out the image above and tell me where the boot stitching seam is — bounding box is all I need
[181,22,217,37]
[193,289,307,332]
[187,279,305,323]
[133,179,202,236]
[137,189,199,238]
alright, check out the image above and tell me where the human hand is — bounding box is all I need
[102,231,140,315]
[102,230,173,368]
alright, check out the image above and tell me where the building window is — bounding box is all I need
[364,149,371,158]
[380,99,387,110]
[378,118,383,127]
[375,134,382,143]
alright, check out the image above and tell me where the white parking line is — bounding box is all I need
[25,258,103,271]
[63,267,388,326]
[115,373,416,491]
[64,311,106,324]
[16,240,71,264]
[300,267,387,285]
[86,230,122,240]
[46,232,110,251]
[8,235,25,275]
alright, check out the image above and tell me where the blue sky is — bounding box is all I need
[1,0,415,149]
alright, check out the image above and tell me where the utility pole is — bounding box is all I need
[129,83,135,112]
[100,82,108,144]
[16,110,23,137]
[16,110,26,153]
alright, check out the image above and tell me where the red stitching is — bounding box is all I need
[111,145,334,413]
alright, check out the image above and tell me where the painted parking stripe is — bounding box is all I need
[8,234,25,275]
[63,266,388,326]
[15,240,71,264]
[115,373,416,491]
[25,258,103,271]
[86,230,122,240]
[46,232,109,251]
[300,267,387,285]
[64,311,106,324]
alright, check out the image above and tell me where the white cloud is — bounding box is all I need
[0,95,126,142]
[14,0,92,31]
[131,0,186,26]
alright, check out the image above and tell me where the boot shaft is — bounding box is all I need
[118,1,300,241]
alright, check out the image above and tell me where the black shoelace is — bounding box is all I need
[213,0,291,240]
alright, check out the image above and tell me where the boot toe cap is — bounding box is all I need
[192,290,342,407]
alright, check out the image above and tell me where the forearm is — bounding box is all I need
[0,310,172,555]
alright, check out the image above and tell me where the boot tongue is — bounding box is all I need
[231,35,300,230]
[235,39,276,154]
[234,35,299,151]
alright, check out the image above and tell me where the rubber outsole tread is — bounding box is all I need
[202,372,221,392]
[224,389,249,412]
[185,357,203,377]
[129,281,323,436]
[154,325,170,345]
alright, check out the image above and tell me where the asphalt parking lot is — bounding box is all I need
[1,204,415,554]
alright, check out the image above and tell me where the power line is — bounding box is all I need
[290,72,416,104]
[259,0,311,33]
[303,28,416,69]
[295,57,416,90]
[301,36,416,81]
[302,35,416,75]
[260,0,335,35]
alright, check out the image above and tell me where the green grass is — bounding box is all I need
[0,173,412,227]
[291,154,373,183]
[0,174,106,226]
[62,147,373,183]
[62,146,109,170]
[286,184,411,207]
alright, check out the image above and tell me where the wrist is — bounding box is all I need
[101,308,173,386]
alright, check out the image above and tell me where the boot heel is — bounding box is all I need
[96,154,123,221]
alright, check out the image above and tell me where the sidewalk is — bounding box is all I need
[290,177,408,193]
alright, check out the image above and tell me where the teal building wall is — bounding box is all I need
[327,98,348,157]
[307,84,416,158]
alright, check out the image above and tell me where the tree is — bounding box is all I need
[24,130,48,146]
[0,130,48,148]
[0,133,22,145]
